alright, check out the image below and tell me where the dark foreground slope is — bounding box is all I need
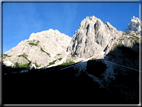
[3,45,140,104]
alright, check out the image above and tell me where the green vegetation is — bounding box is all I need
[14,61,40,69]
[3,54,11,59]
[47,58,62,66]
[71,54,76,58]
[57,54,61,56]
[58,60,75,66]
[88,58,96,61]
[58,58,62,61]
[123,32,129,35]
[128,35,140,44]
[18,53,30,62]
[119,38,124,41]
[47,58,82,67]
[123,32,140,44]
[48,60,57,66]
[89,53,94,58]
[28,40,40,46]
[17,53,30,68]
[40,47,50,57]
[17,63,30,69]
[34,62,40,67]
[13,62,30,69]
[118,39,123,46]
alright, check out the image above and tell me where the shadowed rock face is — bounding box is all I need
[67,16,122,58]
[3,53,139,104]
[1,15,140,71]
[2,15,139,104]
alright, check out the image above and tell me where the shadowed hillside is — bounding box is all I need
[3,43,139,104]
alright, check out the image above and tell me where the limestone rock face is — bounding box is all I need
[29,62,36,69]
[3,29,71,67]
[3,61,14,67]
[125,16,141,33]
[2,15,140,69]
[67,16,122,58]
[104,31,140,70]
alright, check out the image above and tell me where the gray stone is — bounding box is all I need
[3,29,71,67]
[125,16,142,33]
[3,61,14,67]
[29,62,36,69]
[67,15,122,58]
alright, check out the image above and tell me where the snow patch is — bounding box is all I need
[86,72,104,88]
[29,63,36,70]
[20,69,29,73]
[101,51,105,55]
[50,54,56,58]
[74,61,87,77]
[103,60,116,81]
[57,56,67,65]
[46,52,70,69]
[106,60,139,72]
[59,64,75,71]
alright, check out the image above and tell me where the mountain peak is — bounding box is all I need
[67,15,122,58]
[3,29,71,67]
[125,16,141,33]
[29,29,70,40]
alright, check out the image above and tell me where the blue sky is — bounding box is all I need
[3,2,139,53]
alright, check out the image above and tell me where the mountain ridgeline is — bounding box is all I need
[67,16,122,58]
[2,16,140,69]
[2,16,141,104]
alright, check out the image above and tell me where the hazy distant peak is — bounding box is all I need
[125,16,141,33]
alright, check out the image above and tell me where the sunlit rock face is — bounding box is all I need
[125,16,141,33]
[3,15,139,104]
[67,16,122,58]
[2,15,140,69]
[2,29,71,67]
[3,61,14,67]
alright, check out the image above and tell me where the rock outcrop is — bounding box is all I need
[104,31,140,70]
[2,15,140,70]
[67,16,122,58]
[29,62,36,70]
[3,61,14,68]
[125,16,141,33]
[2,29,71,67]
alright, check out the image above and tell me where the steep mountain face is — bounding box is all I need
[3,15,140,104]
[104,31,140,70]
[2,16,140,70]
[67,16,122,58]
[66,15,140,70]
[2,29,71,67]
[125,16,142,33]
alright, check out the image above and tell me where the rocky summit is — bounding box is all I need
[2,15,141,104]
[2,29,71,67]
[125,16,142,33]
[67,16,122,58]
